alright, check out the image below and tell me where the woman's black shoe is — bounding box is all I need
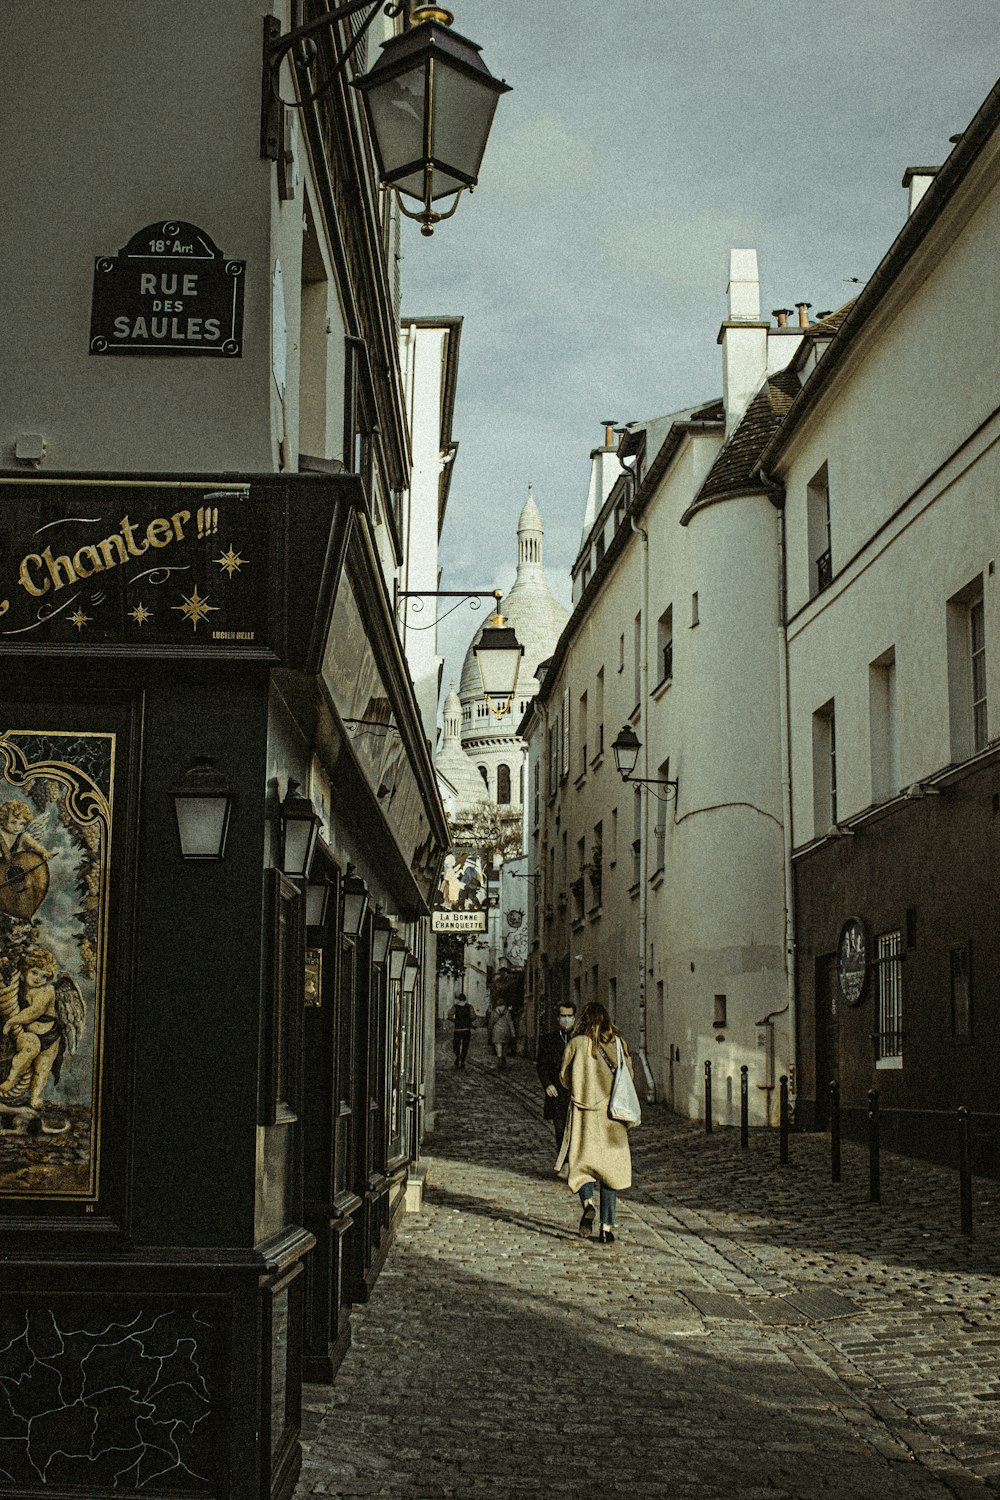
[598,1228,615,1244]
[578,1203,595,1238]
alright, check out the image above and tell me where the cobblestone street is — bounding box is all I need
[297,1038,1000,1499]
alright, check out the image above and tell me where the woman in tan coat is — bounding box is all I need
[556,1002,634,1244]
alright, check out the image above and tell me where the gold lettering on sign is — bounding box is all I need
[16,509,203,598]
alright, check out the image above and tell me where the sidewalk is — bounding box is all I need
[296,1036,1000,1499]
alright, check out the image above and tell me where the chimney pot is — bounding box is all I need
[795,302,812,328]
[771,308,792,328]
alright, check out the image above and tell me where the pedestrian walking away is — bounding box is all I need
[557,1002,633,1244]
[446,993,476,1068]
[484,996,515,1068]
[536,1001,576,1164]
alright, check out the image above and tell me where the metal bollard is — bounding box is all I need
[830,1079,841,1184]
[867,1088,881,1204]
[704,1060,713,1134]
[779,1074,789,1164]
[740,1065,749,1149]
[959,1106,974,1237]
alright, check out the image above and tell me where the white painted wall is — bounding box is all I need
[779,145,1000,844]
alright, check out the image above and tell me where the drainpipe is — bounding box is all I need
[630,513,656,1103]
[769,486,797,1108]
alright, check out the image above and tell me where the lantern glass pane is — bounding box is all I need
[364,63,427,178]
[282,818,317,879]
[372,923,393,967]
[388,943,407,982]
[175,795,230,859]
[429,62,501,184]
[342,887,370,939]
[305,881,329,928]
[475,627,522,704]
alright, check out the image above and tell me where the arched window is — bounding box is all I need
[477,764,489,787]
[497,763,511,804]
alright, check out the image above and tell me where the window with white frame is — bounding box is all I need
[656,605,673,687]
[812,699,837,833]
[947,578,987,761]
[807,462,832,596]
[869,647,899,803]
[652,759,669,873]
[633,612,642,706]
[578,690,588,777]
[875,929,903,1067]
[595,668,605,759]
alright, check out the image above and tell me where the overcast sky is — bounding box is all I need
[399,2,999,691]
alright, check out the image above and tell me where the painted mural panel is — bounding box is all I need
[0,730,112,1201]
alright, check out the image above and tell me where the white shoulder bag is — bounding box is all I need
[606,1037,641,1126]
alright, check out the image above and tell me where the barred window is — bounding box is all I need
[875,930,903,1067]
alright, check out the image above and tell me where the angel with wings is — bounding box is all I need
[0,945,85,1110]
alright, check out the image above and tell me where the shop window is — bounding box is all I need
[874,930,903,1067]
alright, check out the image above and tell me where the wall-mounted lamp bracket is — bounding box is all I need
[261,3,404,159]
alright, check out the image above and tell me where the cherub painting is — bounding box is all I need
[0,944,85,1110]
[0,729,112,1201]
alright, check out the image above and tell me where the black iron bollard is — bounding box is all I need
[830,1079,841,1184]
[867,1087,881,1204]
[779,1074,789,1164]
[959,1106,974,1237]
[740,1065,749,1149]
[704,1060,713,1134]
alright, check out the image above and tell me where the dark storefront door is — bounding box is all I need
[814,954,840,1127]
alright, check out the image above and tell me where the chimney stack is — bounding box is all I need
[795,302,812,329]
[602,421,617,449]
[719,248,769,437]
[902,166,940,217]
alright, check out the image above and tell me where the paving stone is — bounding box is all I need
[295,1040,1000,1499]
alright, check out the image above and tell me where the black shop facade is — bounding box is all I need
[0,470,446,1500]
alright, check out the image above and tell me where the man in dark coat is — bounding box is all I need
[536,1002,576,1150]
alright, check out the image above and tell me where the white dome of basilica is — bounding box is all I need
[458,488,569,746]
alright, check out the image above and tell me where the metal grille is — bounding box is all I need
[875,930,903,1061]
[662,638,673,682]
[816,548,832,591]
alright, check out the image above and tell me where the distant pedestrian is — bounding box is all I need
[557,1002,634,1244]
[446,994,476,1069]
[536,1002,576,1155]
[485,997,515,1068]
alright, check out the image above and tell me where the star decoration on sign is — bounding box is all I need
[214,544,246,577]
[70,609,91,632]
[172,587,218,632]
[129,602,152,627]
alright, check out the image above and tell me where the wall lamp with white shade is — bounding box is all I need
[170,757,234,860]
[279,779,322,877]
[371,914,395,967]
[402,954,420,996]
[305,873,334,929]
[341,869,371,939]
[387,937,408,983]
